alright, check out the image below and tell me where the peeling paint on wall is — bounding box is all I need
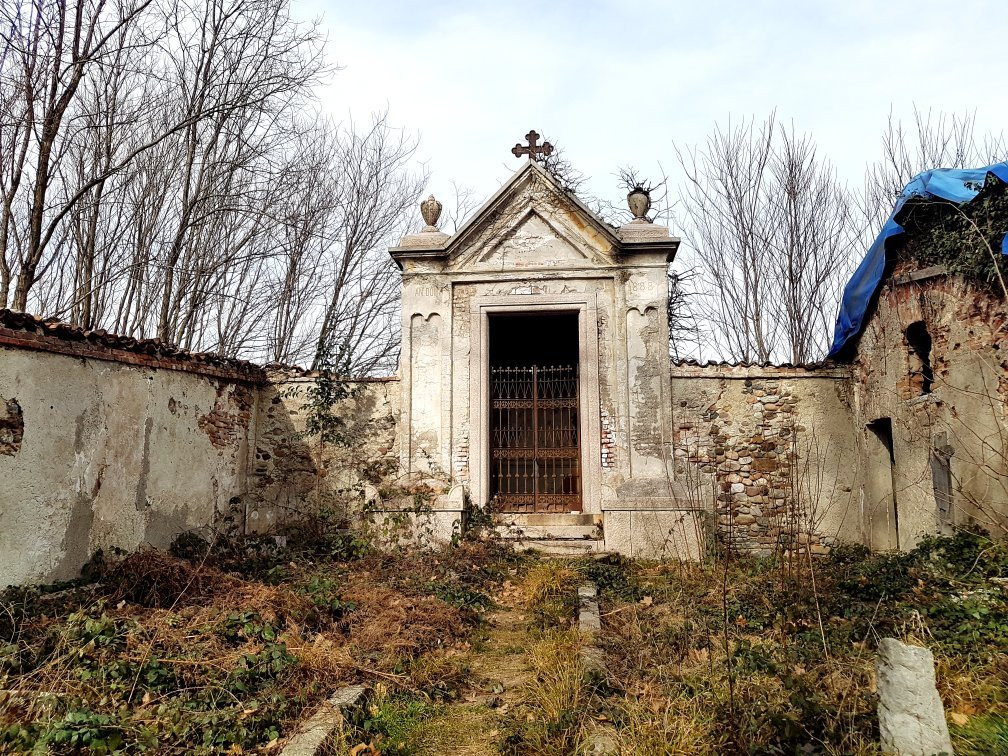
[198,383,254,449]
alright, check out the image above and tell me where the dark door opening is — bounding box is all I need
[867,418,900,550]
[488,312,581,514]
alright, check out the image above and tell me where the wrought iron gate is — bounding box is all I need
[489,364,581,513]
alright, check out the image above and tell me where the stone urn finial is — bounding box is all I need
[627,185,651,222]
[420,195,442,231]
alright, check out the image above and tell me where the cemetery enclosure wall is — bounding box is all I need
[6,263,1008,584]
[0,313,401,587]
[0,316,263,586]
[669,363,861,556]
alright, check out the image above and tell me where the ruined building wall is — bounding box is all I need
[849,265,1008,549]
[0,314,263,586]
[670,363,860,556]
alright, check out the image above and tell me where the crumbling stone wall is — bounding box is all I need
[242,371,402,533]
[849,262,1008,548]
[0,397,23,456]
[670,363,859,556]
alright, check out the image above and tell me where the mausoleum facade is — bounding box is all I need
[389,158,700,555]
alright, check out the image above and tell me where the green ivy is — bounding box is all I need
[899,173,1008,293]
[304,331,355,446]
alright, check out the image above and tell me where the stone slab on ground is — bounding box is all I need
[280,684,369,756]
[578,583,601,633]
[509,537,606,556]
[876,637,953,756]
[578,581,605,675]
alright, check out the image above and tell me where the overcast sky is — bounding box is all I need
[299,0,1007,233]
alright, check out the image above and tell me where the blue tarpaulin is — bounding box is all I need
[828,161,1008,358]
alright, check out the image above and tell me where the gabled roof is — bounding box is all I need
[390,160,678,269]
[451,160,621,251]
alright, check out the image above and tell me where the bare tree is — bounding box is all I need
[443,181,480,233]
[861,107,1008,237]
[677,115,779,363]
[312,114,427,375]
[0,0,429,377]
[769,126,858,364]
[0,0,326,321]
[677,114,858,364]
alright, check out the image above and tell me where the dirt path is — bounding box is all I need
[406,582,532,755]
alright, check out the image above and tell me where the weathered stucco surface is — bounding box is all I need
[0,345,256,586]
[849,262,1008,548]
[669,364,859,556]
[0,330,414,586]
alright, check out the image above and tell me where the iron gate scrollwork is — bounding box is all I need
[489,364,581,513]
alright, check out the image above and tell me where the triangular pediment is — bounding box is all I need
[462,208,597,271]
[445,162,619,272]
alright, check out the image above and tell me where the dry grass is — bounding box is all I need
[518,560,581,608]
[521,629,586,723]
[0,541,496,753]
[340,582,466,669]
[104,549,241,608]
[612,694,714,755]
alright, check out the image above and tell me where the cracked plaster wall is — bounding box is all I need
[0,346,254,586]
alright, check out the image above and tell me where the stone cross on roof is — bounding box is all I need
[511,130,554,162]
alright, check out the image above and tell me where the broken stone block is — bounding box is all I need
[876,637,953,756]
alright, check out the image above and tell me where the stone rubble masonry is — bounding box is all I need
[4,251,1008,582]
[670,362,857,557]
[0,311,406,586]
[1,397,24,456]
[242,369,402,536]
[0,318,263,586]
[197,384,255,450]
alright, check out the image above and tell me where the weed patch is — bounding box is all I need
[0,539,506,753]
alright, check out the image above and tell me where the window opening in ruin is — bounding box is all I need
[488,312,581,514]
[906,321,933,395]
[867,417,900,550]
[931,432,955,534]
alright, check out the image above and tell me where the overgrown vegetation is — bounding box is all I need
[900,172,1008,295]
[0,537,511,753]
[595,528,1008,755]
[3,531,1006,753]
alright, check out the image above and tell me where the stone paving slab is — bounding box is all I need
[280,684,369,756]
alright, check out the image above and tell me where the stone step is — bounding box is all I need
[494,523,601,541]
[493,513,602,542]
[508,537,607,556]
[494,513,601,527]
